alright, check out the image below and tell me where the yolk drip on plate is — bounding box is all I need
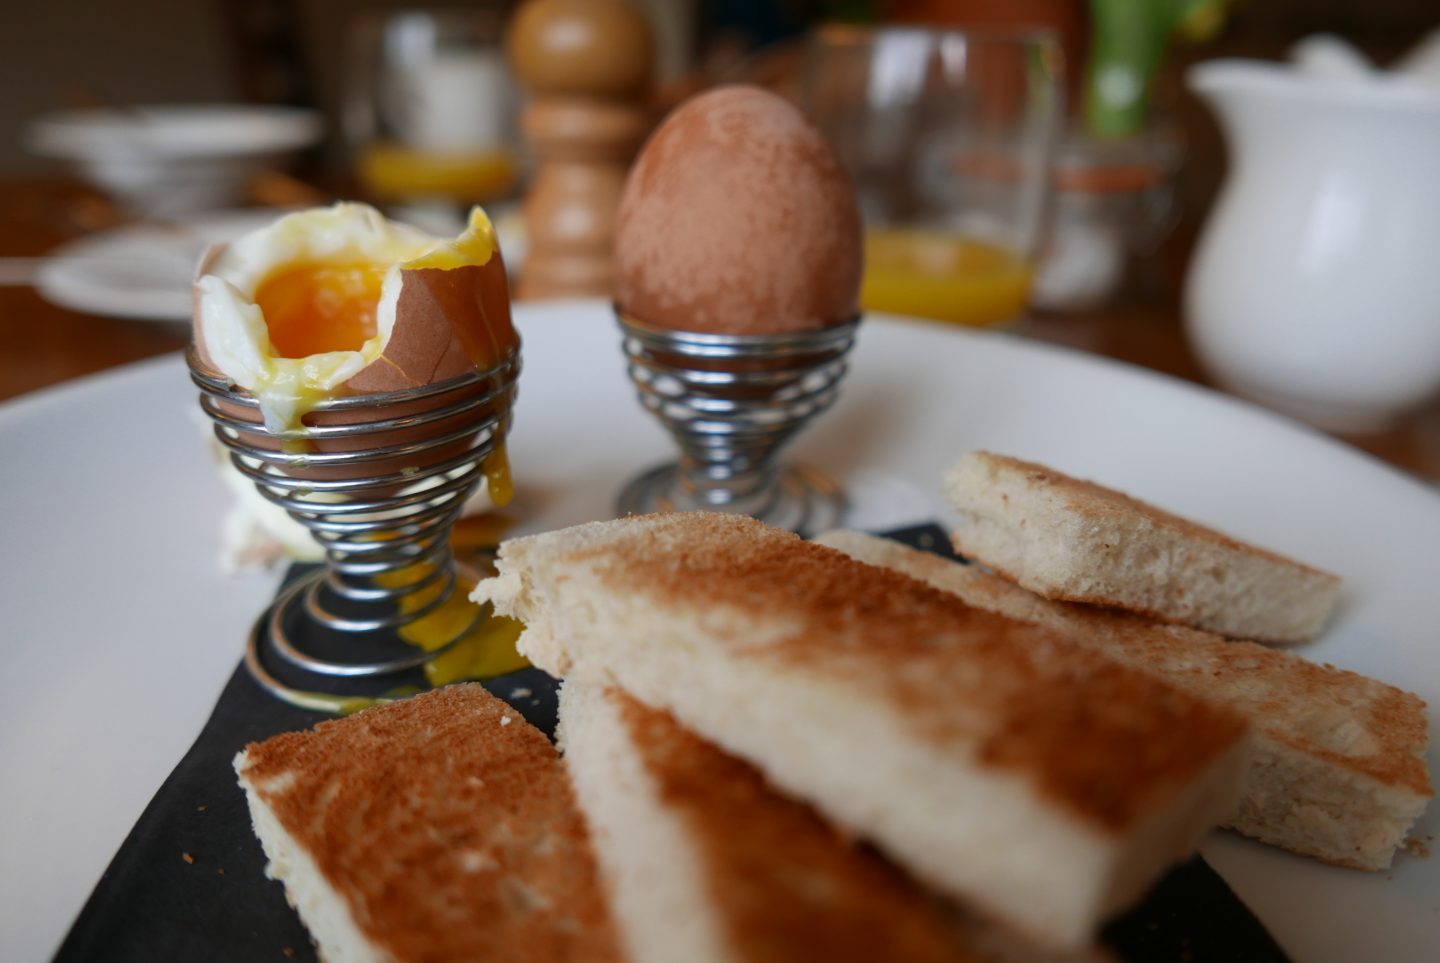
[376,555,529,687]
[254,261,389,358]
[286,518,529,716]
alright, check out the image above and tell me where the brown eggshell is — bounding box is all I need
[346,257,517,393]
[613,85,864,335]
[192,248,519,485]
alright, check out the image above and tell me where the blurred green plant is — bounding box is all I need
[1085,0,1231,137]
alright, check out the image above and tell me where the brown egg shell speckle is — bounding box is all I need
[192,246,518,484]
[613,84,863,335]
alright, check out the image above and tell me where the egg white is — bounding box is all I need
[195,201,498,431]
[212,439,496,571]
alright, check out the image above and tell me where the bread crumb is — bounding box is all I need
[217,868,225,876]
[500,715,513,727]
[182,852,195,864]
[196,805,207,812]
[1404,837,1431,858]
[282,947,296,958]
[510,687,532,699]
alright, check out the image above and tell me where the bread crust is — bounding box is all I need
[562,682,1087,963]
[944,452,1342,643]
[549,513,1245,832]
[474,512,1250,949]
[816,528,1432,871]
[235,684,621,962]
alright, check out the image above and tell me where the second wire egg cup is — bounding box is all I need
[616,312,860,535]
[189,345,520,711]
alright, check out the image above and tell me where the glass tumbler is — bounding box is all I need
[344,6,521,208]
[801,25,1063,328]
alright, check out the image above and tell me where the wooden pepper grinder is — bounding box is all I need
[507,0,655,300]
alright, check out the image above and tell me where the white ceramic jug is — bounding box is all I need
[1184,60,1440,433]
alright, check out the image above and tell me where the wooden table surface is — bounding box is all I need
[4,178,1439,484]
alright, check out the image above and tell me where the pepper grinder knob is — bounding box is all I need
[507,0,655,301]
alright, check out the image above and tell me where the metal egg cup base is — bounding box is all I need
[616,312,860,538]
[189,348,522,711]
[242,558,489,712]
[617,462,845,536]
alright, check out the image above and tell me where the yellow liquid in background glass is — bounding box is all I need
[359,142,520,201]
[860,229,1033,328]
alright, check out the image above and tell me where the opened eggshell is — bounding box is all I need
[192,248,519,484]
[350,257,516,393]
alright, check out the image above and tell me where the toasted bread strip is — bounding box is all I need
[234,684,621,963]
[473,512,1250,950]
[559,680,1110,963]
[816,529,1432,871]
[944,452,1341,643]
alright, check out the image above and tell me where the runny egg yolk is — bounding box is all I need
[253,262,389,358]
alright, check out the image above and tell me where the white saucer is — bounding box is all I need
[36,209,284,321]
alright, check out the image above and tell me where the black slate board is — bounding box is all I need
[53,525,1289,962]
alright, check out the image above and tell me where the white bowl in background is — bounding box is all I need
[26,105,322,216]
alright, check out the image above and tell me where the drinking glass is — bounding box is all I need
[801,25,1063,328]
[344,7,520,206]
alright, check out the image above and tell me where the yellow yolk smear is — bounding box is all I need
[481,447,513,507]
[294,515,527,714]
[402,208,520,507]
[254,261,389,358]
[401,208,521,371]
[374,560,529,686]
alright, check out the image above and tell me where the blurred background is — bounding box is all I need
[2,0,1439,476]
[3,1,1431,197]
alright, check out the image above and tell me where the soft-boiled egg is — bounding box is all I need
[195,203,526,685]
[193,202,518,433]
[193,203,520,565]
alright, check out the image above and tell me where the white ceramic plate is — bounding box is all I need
[1,301,1436,962]
[36,210,287,321]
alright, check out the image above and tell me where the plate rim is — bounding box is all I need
[2,303,1436,963]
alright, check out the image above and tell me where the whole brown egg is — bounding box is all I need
[613,85,863,335]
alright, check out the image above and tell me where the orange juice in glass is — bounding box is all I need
[345,9,521,206]
[861,230,1033,327]
[358,142,519,203]
[802,26,1061,328]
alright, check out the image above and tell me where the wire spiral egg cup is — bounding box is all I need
[616,312,859,535]
[188,346,520,711]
